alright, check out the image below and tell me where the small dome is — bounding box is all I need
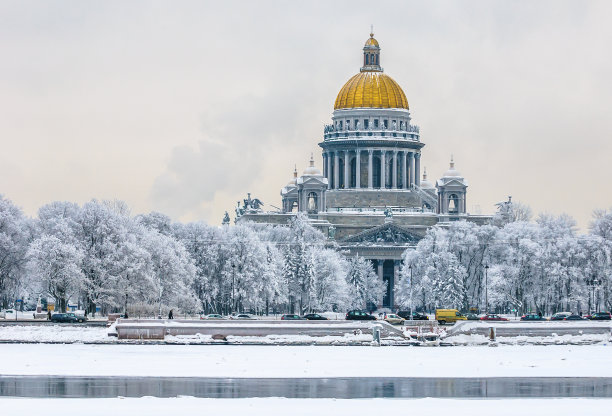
[443,156,462,178]
[286,166,298,187]
[420,168,435,189]
[303,154,322,176]
[364,33,379,47]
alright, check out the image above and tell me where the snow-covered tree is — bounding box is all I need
[26,235,84,312]
[346,256,384,310]
[0,196,30,308]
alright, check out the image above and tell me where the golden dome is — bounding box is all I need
[365,34,379,47]
[334,71,409,110]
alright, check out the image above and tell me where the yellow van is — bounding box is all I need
[435,309,467,325]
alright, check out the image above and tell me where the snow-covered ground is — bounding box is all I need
[0,325,113,343]
[0,397,609,416]
[2,343,612,378]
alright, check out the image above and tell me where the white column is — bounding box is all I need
[401,152,407,189]
[326,152,332,189]
[355,150,361,189]
[344,150,350,189]
[392,150,398,189]
[380,150,386,189]
[408,152,415,187]
[415,153,421,187]
[368,149,373,189]
[333,152,339,189]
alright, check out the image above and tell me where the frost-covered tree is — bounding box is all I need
[0,196,30,308]
[26,235,84,312]
[346,256,384,310]
[311,248,349,311]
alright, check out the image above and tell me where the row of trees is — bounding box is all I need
[2,194,612,316]
[0,196,384,316]
[398,204,612,316]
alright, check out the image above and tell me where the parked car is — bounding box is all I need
[397,311,429,321]
[232,314,256,320]
[551,312,571,321]
[480,314,509,321]
[465,313,480,320]
[587,312,611,321]
[51,313,87,323]
[435,309,467,325]
[0,309,16,319]
[564,314,585,321]
[383,313,405,325]
[202,314,225,320]
[302,313,328,320]
[520,314,547,321]
[281,314,305,320]
[345,310,377,321]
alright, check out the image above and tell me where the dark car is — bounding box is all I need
[397,311,429,321]
[564,314,585,321]
[465,313,480,320]
[551,312,571,321]
[480,314,509,321]
[521,314,547,321]
[302,313,328,320]
[281,314,304,320]
[51,313,87,323]
[588,312,611,321]
[345,310,377,321]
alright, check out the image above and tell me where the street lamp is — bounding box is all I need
[587,278,600,313]
[484,265,489,314]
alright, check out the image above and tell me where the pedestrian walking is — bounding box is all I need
[168,309,174,319]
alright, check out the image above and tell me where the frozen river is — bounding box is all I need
[2,375,612,398]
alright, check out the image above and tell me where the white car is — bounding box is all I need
[1,309,16,319]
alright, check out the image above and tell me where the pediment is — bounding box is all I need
[298,176,328,186]
[340,222,422,246]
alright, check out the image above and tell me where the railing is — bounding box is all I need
[323,124,420,141]
[412,186,438,209]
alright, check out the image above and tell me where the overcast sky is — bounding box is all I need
[1,0,611,231]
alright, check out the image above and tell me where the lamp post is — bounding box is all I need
[587,278,600,313]
[484,265,489,314]
[409,265,413,321]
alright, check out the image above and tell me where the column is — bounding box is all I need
[344,150,350,189]
[408,152,415,187]
[401,152,407,189]
[415,153,421,187]
[326,152,332,189]
[333,152,339,189]
[380,150,386,189]
[355,150,361,189]
[377,260,383,282]
[392,150,398,189]
[368,149,373,188]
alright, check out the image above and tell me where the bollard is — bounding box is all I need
[488,326,498,347]
[373,325,381,346]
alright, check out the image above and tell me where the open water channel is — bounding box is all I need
[1,376,612,398]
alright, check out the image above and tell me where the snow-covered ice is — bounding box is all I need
[2,343,612,378]
[0,397,609,416]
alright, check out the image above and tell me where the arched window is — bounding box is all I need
[338,158,345,188]
[365,54,369,65]
[448,194,459,214]
[307,192,318,213]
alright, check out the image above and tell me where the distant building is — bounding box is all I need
[237,32,491,309]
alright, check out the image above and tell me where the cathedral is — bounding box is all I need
[236,32,490,309]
